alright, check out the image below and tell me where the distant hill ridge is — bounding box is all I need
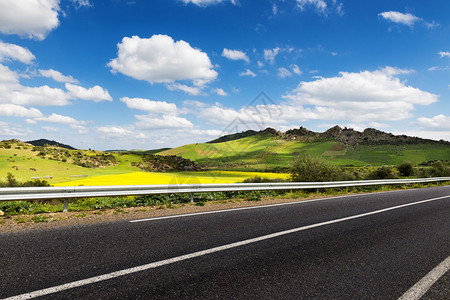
[26,139,76,150]
[208,125,449,147]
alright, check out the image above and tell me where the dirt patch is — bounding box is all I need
[327,144,346,151]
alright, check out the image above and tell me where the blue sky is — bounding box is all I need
[0,0,449,150]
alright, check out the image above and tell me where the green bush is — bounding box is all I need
[290,154,340,182]
[430,161,450,177]
[242,176,286,183]
[0,173,50,187]
[397,162,414,177]
[366,166,397,180]
[415,167,431,178]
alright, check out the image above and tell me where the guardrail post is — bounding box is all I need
[63,199,69,212]
[190,193,194,203]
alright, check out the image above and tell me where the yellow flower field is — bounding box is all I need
[54,171,290,186]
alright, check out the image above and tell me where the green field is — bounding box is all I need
[159,135,450,169]
[1,137,449,186]
[0,141,289,185]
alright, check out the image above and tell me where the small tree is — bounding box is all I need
[397,162,413,177]
[366,166,396,180]
[6,172,19,187]
[431,161,450,177]
[291,154,340,182]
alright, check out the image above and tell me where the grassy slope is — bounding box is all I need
[159,135,450,168]
[2,137,449,186]
[0,142,289,185]
[0,145,142,183]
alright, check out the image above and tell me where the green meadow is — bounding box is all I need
[0,141,289,185]
[159,135,450,169]
[1,136,449,186]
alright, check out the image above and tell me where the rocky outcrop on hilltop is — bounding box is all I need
[322,125,343,138]
[208,125,449,147]
[284,126,319,140]
[208,127,281,143]
[330,126,448,146]
[26,139,76,150]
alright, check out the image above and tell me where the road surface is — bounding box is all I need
[1,186,449,299]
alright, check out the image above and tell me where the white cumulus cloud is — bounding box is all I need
[0,104,42,118]
[283,67,438,122]
[297,0,327,14]
[278,67,292,78]
[378,11,420,26]
[291,64,302,75]
[417,114,450,130]
[39,69,79,83]
[0,0,60,40]
[0,64,72,106]
[263,47,280,64]
[71,0,91,8]
[10,85,71,106]
[120,97,178,115]
[239,69,256,77]
[0,41,35,64]
[65,83,112,102]
[35,113,80,124]
[98,126,134,137]
[222,48,249,63]
[135,114,194,129]
[166,83,202,96]
[296,0,343,16]
[0,121,26,136]
[181,0,235,6]
[108,35,217,94]
[439,51,450,58]
[191,67,441,130]
[35,113,87,133]
[212,88,228,96]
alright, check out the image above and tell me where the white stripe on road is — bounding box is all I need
[4,194,449,300]
[129,190,406,223]
[130,197,344,223]
[398,255,450,300]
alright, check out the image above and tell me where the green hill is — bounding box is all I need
[159,127,450,170]
[1,126,449,183]
[0,140,197,183]
[26,139,76,150]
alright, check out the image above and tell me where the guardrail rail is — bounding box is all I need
[0,177,449,212]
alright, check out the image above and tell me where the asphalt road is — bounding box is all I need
[1,186,449,299]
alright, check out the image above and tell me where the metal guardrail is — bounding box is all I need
[0,177,449,212]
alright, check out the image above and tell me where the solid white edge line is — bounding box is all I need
[398,255,450,300]
[129,193,362,222]
[4,194,449,300]
[129,188,424,223]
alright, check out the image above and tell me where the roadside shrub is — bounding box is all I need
[0,201,33,215]
[0,173,50,187]
[242,176,286,183]
[5,173,19,187]
[366,166,397,180]
[415,167,431,178]
[290,154,340,182]
[430,161,450,177]
[397,162,414,177]
[246,191,262,201]
[339,170,357,181]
